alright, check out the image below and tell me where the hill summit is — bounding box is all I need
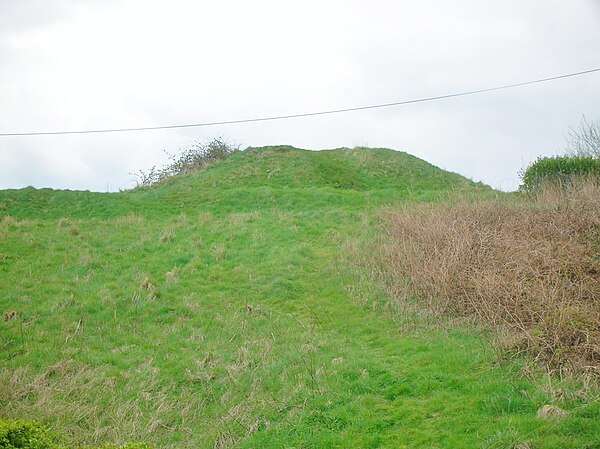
[0,146,485,219]
[163,146,476,191]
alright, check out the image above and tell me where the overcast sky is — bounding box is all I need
[1,0,599,192]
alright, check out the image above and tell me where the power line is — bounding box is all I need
[1,67,599,137]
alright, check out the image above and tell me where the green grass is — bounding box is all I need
[1,147,598,448]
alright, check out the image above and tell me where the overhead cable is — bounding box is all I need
[1,67,599,137]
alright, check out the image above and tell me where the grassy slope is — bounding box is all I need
[0,147,598,448]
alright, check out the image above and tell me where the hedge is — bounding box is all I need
[520,155,600,191]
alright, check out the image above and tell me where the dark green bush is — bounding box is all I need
[0,419,152,449]
[520,155,600,191]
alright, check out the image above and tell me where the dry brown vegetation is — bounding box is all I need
[380,178,600,378]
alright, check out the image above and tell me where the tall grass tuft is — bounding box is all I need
[381,177,600,378]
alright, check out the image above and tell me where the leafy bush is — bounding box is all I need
[0,420,55,449]
[134,138,239,187]
[0,419,152,449]
[520,155,600,192]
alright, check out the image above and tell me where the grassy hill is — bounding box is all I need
[1,147,598,448]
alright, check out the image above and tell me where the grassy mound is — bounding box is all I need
[171,146,474,190]
[1,147,599,448]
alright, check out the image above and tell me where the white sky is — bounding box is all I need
[1,0,599,191]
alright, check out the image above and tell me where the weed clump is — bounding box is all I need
[382,177,600,377]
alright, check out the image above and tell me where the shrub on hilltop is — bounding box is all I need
[134,138,239,187]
